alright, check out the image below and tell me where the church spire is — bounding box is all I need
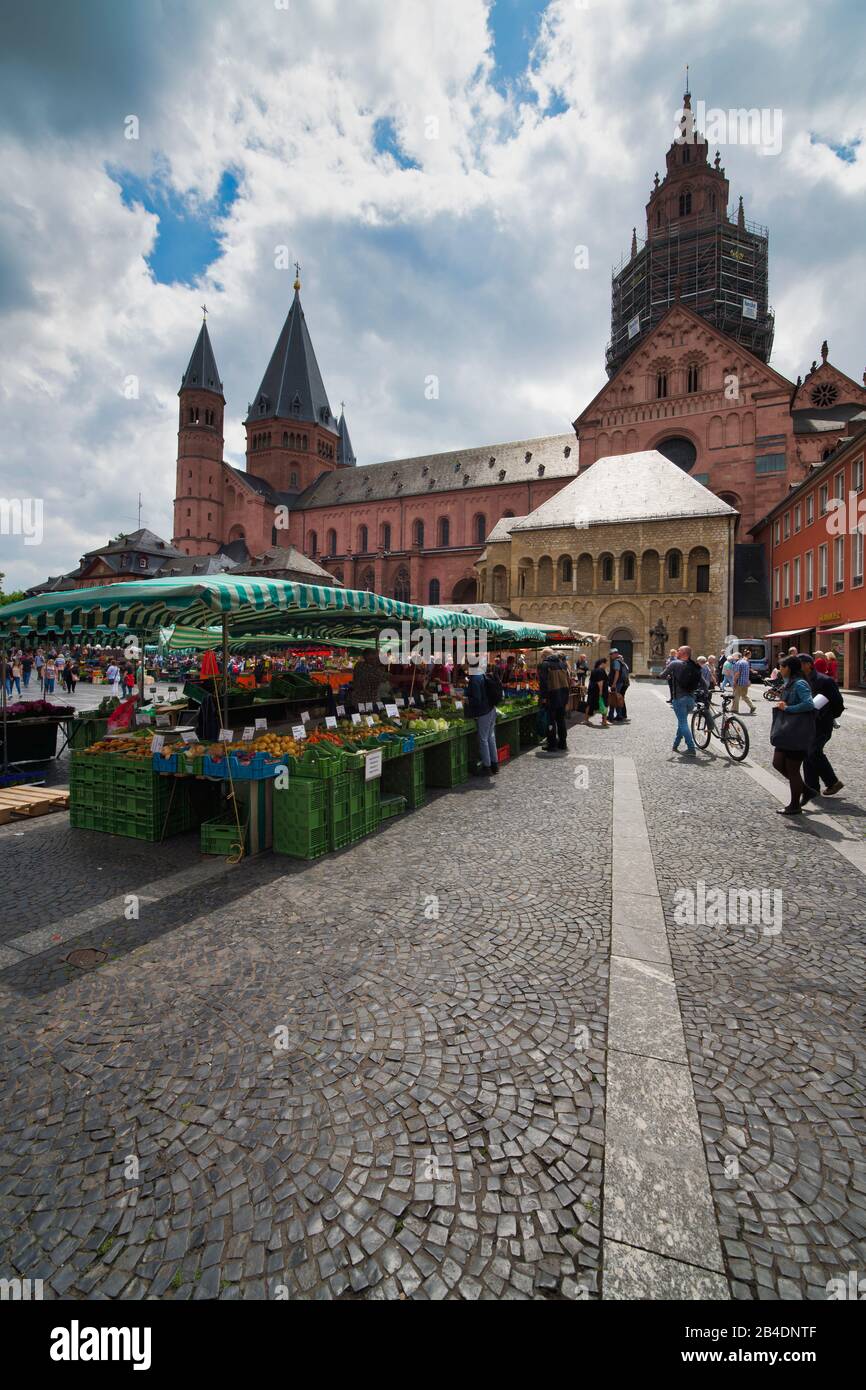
[337,405,356,468]
[247,281,337,432]
[180,318,223,396]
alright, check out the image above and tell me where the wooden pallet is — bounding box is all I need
[0,785,69,824]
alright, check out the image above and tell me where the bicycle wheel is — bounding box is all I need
[722,715,749,761]
[690,708,711,749]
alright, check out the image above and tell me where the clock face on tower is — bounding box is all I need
[810,382,839,408]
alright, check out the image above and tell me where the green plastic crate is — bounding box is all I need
[201,814,247,857]
[380,793,406,820]
[273,778,329,858]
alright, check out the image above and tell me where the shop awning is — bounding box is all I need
[818,619,866,633]
[764,628,812,639]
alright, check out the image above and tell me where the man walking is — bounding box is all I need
[538,647,570,753]
[466,661,501,776]
[731,647,756,714]
[660,645,703,755]
[800,652,844,803]
[608,649,630,723]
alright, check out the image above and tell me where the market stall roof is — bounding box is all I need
[0,575,423,642]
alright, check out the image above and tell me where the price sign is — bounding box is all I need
[325,716,337,729]
[150,735,165,753]
[396,696,405,707]
[156,714,170,728]
[385,704,398,719]
[454,701,463,712]
[300,711,310,724]
[219,728,233,742]
[254,718,267,731]
[433,697,441,708]
[136,712,150,727]
[336,705,345,717]
[291,724,307,740]
[351,713,361,725]
[365,749,383,781]
[365,715,376,727]
[242,726,255,741]
[181,729,197,744]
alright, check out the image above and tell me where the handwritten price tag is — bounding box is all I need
[150,735,165,754]
[325,716,337,729]
[291,724,307,740]
[242,726,255,741]
[181,729,197,744]
[351,713,361,725]
[254,718,267,730]
[385,704,398,719]
[219,728,233,742]
[365,715,376,727]
[365,749,383,781]
[336,705,345,717]
[300,711,310,723]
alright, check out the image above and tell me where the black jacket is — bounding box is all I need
[805,670,843,739]
[539,655,570,709]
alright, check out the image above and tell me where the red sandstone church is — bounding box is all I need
[172,88,866,618]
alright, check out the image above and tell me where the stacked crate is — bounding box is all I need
[69,754,217,841]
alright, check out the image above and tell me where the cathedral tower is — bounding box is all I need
[172,315,225,555]
[606,84,774,376]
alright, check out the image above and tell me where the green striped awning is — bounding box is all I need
[0,576,423,640]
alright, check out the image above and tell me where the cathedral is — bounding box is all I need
[172,84,866,630]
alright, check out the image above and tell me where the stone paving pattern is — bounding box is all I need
[1,684,864,1299]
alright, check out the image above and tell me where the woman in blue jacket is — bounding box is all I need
[771,655,815,816]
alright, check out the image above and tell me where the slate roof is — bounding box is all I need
[485,515,525,544]
[792,405,866,434]
[180,321,222,395]
[297,434,578,509]
[237,546,338,583]
[158,554,237,578]
[337,410,356,468]
[510,451,737,531]
[246,288,338,433]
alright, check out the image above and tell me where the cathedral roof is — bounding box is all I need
[510,450,736,531]
[337,410,356,467]
[180,321,222,395]
[247,286,338,433]
[296,434,578,508]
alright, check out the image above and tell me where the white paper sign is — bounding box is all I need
[454,701,463,712]
[433,697,441,708]
[365,749,383,781]
[254,718,267,730]
[365,715,376,727]
[351,713,361,725]
[336,705,345,716]
[219,728,233,742]
[181,729,197,744]
[291,724,307,740]
[325,716,337,728]
[242,726,255,741]
[300,710,310,723]
[396,696,405,707]
[151,735,165,753]
[385,704,399,719]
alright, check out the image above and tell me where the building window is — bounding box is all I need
[774,520,781,545]
[756,453,786,475]
[853,529,864,586]
[774,567,780,607]
[326,529,337,555]
[622,553,635,581]
[560,556,573,585]
[428,578,440,604]
[696,564,710,592]
[382,523,391,551]
[834,536,845,592]
[393,568,410,604]
[290,471,298,486]
[656,372,668,399]
[282,432,288,447]
[783,511,790,539]
[794,503,801,532]
[308,530,317,556]
[834,471,845,501]
[438,517,450,547]
[806,494,814,525]
[783,562,790,605]
[678,191,692,215]
[687,364,700,393]
[601,555,614,583]
[819,543,828,596]
[805,550,814,600]
[793,556,800,603]
[854,457,864,493]
[474,514,486,544]
[667,550,681,580]
[413,519,424,547]
[819,483,829,515]
[358,525,368,553]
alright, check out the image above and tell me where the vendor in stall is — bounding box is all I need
[348,649,392,708]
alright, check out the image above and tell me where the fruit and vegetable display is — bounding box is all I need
[2,699,75,720]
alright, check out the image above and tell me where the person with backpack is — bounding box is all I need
[659,645,703,755]
[538,647,570,752]
[769,654,815,815]
[608,648,630,723]
[465,660,502,775]
[799,652,844,803]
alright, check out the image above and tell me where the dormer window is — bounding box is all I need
[564,446,571,458]
[489,456,496,467]
[537,464,545,477]
[498,469,506,481]
[525,451,532,463]
[421,465,428,476]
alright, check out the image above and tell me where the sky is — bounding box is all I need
[1,0,865,590]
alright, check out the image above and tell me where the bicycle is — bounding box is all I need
[690,690,750,761]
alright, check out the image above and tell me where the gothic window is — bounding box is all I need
[382,523,391,551]
[308,530,317,556]
[393,568,410,604]
[687,364,700,393]
[474,514,486,544]
[428,578,440,604]
[656,372,668,399]
[656,209,661,228]
[361,568,374,592]
[292,396,301,416]
[326,529,337,555]
[358,525,369,552]
[302,435,308,449]
[272,527,278,546]
[678,191,691,216]
[413,519,424,547]
[290,471,298,486]
[438,517,450,547]
[811,382,839,408]
[282,432,288,447]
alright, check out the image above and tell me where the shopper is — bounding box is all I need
[697,655,714,690]
[106,659,121,696]
[659,645,702,754]
[824,650,839,681]
[9,656,22,696]
[466,661,502,776]
[21,652,33,689]
[799,653,844,803]
[584,657,610,728]
[43,657,56,694]
[731,648,756,714]
[608,649,630,723]
[769,655,815,816]
[537,647,570,752]
[65,660,78,694]
[706,654,718,687]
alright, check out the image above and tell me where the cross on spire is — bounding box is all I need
[201,303,208,321]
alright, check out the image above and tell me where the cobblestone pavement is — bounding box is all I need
[0,684,863,1299]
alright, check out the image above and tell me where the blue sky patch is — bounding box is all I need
[110,167,240,285]
[372,116,420,169]
[488,0,550,94]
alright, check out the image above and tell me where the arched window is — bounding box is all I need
[326,529,337,555]
[687,364,700,394]
[358,525,369,553]
[559,556,573,586]
[474,513,486,544]
[290,470,298,486]
[282,432,288,447]
[679,191,692,216]
[438,517,450,547]
[393,568,410,604]
[360,567,374,592]
[382,522,391,551]
[428,578,440,604]
[667,549,682,580]
[601,555,614,583]
[656,372,668,399]
[622,552,636,582]
[308,530,318,557]
[413,519,424,547]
